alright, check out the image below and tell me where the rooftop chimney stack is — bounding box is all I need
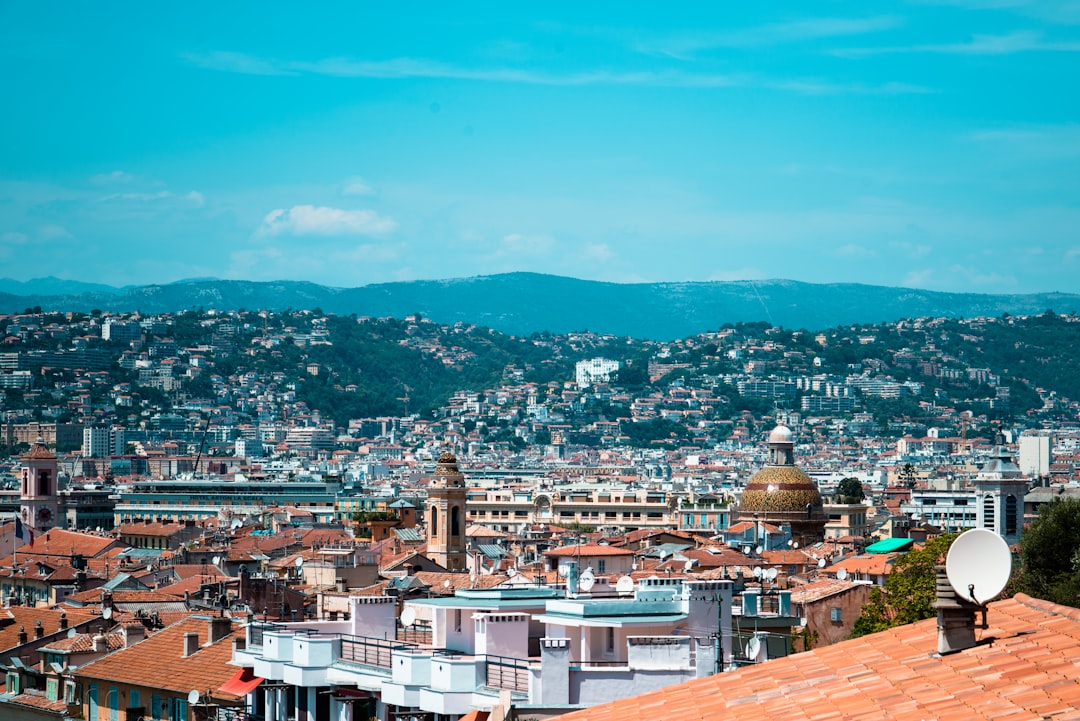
[932,565,983,655]
[183,631,200,657]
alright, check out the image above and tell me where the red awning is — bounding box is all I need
[220,668,264,696]
[457,711,490,721]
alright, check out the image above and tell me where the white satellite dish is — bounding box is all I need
[683,559,694,571]
[766,568,778,581]
[615,576,634,594]
[793,542,799,549]
[294,556,304,567]
[507,567,518,578]
[746,636,762,660]
[146,564,154,573]
[753,566,763,578]
[212,556,221,566]
[188,689,201,706]
[946,528,1012,604]
[443,579,452,588]
[231,518,243,530]
[755,545,764,555]
[400,607,417,627]
[579,570,596,592]
[836,568,848,581]
[102,607,113,620]
[558,565,570,578]
[817,558,826,568]
[733,565,742,577]
[67,628,77,638]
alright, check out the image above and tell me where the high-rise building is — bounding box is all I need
[82,426,126,458]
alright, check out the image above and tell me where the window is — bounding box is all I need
[455,609,462,633]
[606,627,615,653]
[830,607,842,622]
[171,698,188,721]
[1006,495,1018,535]
[983,495,995,529]
[108,687,119,721]
[598,560,606,573]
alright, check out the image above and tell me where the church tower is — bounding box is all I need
[426,451,467,570]
[973,434,1028,545]
[21,437,60,534]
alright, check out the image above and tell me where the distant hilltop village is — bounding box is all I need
[1,309,1080,718]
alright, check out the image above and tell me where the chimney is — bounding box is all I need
[60,612,68,630]
[183,631,200,657]
[17,626,27,645]
[122,623,145,648]
[208,617,232,644]
[932,565,982,654]
[34,620,44,639]
[92,631,107,652]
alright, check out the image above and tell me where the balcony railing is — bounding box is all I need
[338,634,416,669]
[483,655,530,694]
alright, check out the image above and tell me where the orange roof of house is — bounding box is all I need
[75,616,244,702]
[554,593,1080,721]
[545,544,634,557]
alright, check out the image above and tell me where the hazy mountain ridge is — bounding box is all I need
[1,273,1077,339]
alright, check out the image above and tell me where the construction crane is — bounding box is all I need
[397,383,412,416]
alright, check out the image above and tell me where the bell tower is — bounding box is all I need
[21,437,60,534]
[426,452,467,570]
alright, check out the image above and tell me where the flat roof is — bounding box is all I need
[532,613,687,628]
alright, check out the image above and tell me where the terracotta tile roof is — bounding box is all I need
[545,544,634,558]
[0,607,98,652]
[40,629,125,653]
[554,593,1080,721]
[76,615,244,702]
[787,578,864,604]
[412,571,505,593]
[827,553,899,577]
[7,691,67,712]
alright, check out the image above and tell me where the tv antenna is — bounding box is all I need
[946,528,1011,605]
[746,636,762,661]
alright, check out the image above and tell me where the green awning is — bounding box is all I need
[865,538,914,554]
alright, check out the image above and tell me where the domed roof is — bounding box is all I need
[741,465,823,514]
[433,451,465,487]
[768,425,794,445]
[23,437,56,461]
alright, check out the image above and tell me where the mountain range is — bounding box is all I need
[2,273,1077,340]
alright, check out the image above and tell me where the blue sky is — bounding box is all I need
[2,2,1079,294]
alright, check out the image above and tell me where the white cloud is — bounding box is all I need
[257,205,396,237]
[835,243,876,258]
[498,233,555,256]
[583,243,615,262]
[640,16,904,56]
[835,31,1080,57]
[180,50,928,95]
[342,177,375,196]
[90,170,137,185]
[1,231,29,244]
[38,224,73,240]
[186,191,206,207]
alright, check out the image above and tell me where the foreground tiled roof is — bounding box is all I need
[554,593,1080,721]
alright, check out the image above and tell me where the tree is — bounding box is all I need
[1016,497,1080,607]
[851,533,957,638]
[837,477,865,503]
